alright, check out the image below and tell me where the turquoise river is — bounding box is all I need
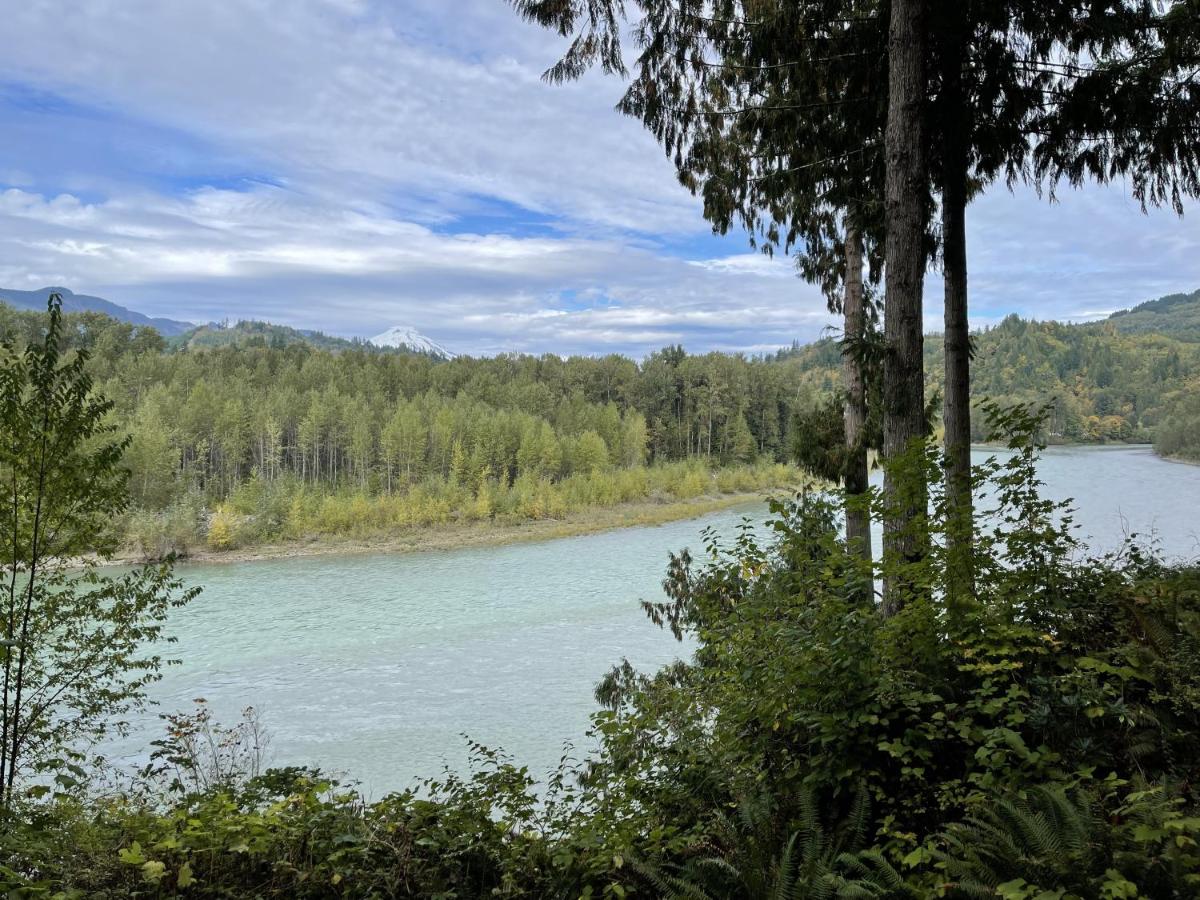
[105,446,1200,795]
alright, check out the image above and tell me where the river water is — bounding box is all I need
[105,446,1200,795]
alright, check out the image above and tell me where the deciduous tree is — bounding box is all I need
[0,296,195,809]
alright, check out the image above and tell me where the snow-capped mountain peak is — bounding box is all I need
[368,325,456,359]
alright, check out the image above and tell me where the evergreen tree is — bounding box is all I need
[512,0,889,566]
[934,0,1200,600]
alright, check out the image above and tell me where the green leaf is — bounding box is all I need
[1132,824,1166,842]
[118,842,145,866]
[177,862,195,889]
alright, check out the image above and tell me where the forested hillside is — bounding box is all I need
[169,319,372,353]
[959,314,1200,445]
[780,293,1200,455]
[1104,287,1200,341]
[0,285,193,334]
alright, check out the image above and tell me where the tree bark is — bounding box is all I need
[941,16,974,608]
[881,0,930,616]
[842,224,872,569]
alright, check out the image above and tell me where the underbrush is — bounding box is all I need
[117,461,801,556]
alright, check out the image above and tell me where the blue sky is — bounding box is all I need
[0,0,1197,357]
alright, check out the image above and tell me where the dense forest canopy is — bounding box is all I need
[0,301,817,553]
[777,292,1200,452]
[1104,287,1200,341]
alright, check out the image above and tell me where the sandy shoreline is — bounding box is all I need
[1159,453,1200,468]
[114,490,788,569]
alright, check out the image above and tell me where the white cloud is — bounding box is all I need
[0,0,1197,356]
[0,0,695,234]
[0,184,835,355]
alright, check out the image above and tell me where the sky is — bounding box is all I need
[0,0,1197,357]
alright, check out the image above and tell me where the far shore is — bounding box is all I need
[1159,452,1200,468]
[111,489,792,569]
[92,443,1194,570]
[970,440,1155,451]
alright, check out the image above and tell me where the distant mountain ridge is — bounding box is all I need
[173,320,369,352]
[0,287,456,359]
[177,320,454,359]
[5,283,1195,360]
[369,325,456,359]
[0,286,194,336]
[1103,287,1200,341]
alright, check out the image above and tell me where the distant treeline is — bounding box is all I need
[4,298,1200,552]
[0,305,817,552]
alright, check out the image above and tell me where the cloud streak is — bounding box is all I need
[0,183,834,356]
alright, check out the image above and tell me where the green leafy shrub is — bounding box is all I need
[122,491,206,559]
[581,407,1200,896]
[935,784,1200,898]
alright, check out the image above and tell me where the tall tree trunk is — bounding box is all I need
[881,0,930,616]
[941,18,974,609]
[843,224,872,570]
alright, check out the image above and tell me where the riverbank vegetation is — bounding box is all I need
[4,285,1200,561]
[0,303,814,558]
[125,460,799,559]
